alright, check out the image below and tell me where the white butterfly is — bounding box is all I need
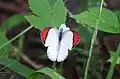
[41,24,80,62]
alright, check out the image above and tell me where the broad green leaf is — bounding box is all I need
[26,0,67,29]
[0,32,12,59]
[114,10,120,16]
[0,14,25,31]
[72,7,120,33]
[36,67,65,79]
[0,59,35,78]
[52,0,67,27]
[47,0,57,8]
[25,15,51,29]
[28,0,52,28]
[29,0,51,18]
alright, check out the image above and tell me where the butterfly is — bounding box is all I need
[40,24,80,62]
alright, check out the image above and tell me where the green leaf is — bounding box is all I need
[0,14,25,31]
[0,59,35,78]
[26,0,67,29]
[28,0,52,29]
[0,32,9,47]
[52,0,67,27]
[28,73,41,79]
[47,0,57,8]
[25,15,51,29]
[108,51,120,64]
[36,67,65,79]
[0,32,12,59]
[29,0,51,18]
[72,7,120,33]
[106,45,120,79]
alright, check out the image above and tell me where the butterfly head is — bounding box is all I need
[59,24,70,32]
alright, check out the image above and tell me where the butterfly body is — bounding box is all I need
[41,24,80,62]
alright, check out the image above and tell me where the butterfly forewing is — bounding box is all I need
[41,27,52,41]
[57,31,73,62]
[45,28,59,61]
[72,31,80,47]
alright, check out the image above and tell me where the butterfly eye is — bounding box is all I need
[40,27,52,41]
[72,31,80,47]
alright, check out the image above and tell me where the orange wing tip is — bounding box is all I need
[40,27,52,41]
[72,31,80,47]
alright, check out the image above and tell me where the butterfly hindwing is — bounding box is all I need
[57,31,73,62]
[45,28,59,61]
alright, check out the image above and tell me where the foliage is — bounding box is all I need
[72,7,120,33]
[0,59,35,77]
[0,32,12,59]
[36,67,65,79]
[25,0,67,29]
[108,51,120,64]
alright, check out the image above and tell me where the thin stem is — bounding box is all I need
[106,44,120,79]
[52,61,57,71]
[84,0,104,79]
[59,62,64,75]
[0,25,33,50]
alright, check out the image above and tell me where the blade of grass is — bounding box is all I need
[0,59,35,77]
[0,48,8,59]
[84,0,104,79]
[106,44,120,79]
[0,25,33,50]
[36,67,65,79]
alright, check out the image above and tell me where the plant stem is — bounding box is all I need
[106,44,120,79]
[84,0,104,79]
[52,61,57,71]
[59,62,64,75]
[0,25,34,50]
